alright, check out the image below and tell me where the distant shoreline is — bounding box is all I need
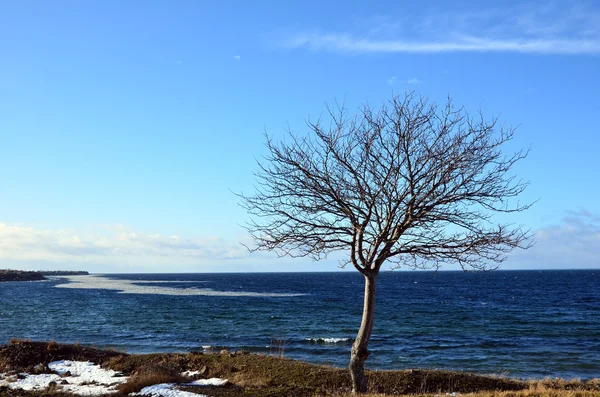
[0,270,89,282]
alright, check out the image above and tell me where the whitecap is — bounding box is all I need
[305,337,353,344]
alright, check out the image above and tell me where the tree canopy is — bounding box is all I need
[241,93,531,274]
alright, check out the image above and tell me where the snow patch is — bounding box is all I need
[132,378,228,397]
[189,378,228,386]
[0,360,226,396]
[133,383,208,397]
[0,373,61,391]
[0,360,128,396]
[49,360,127,385]
[181,370,201,377]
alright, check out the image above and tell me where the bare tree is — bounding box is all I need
[239,92,532,393]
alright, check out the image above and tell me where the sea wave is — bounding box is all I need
[54,275,305,297]
[305,337,353,344]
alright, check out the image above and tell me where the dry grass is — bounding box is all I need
[0,340,123,373]
[325,381,600,397]
[327,393,600,397]
[116,362,187,394]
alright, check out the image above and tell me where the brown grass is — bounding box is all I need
[116,362,187,395]
[0,340,123,373]
[325,381,600,397]
[327,393,600,397]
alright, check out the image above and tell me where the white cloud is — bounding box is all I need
[0,223,251,270]
[387,76,420,86]
[4,210,598,272]
[233,55,241,60]
[506,210,600,269]
[278,2,600,55]
[283,34,600,55]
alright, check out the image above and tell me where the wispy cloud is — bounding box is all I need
[278,2,600,55]
[387,76,420,86]
[233,55,241,61]
[507,210,600,269]
[285,35,600,54]
[0,223,250,270]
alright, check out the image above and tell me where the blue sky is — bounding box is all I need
[1,0,599,272]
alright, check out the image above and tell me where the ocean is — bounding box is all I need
[0,270,598,379]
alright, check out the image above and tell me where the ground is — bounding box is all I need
[1,340,599,397]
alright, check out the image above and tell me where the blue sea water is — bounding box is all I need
[0,270,599,379]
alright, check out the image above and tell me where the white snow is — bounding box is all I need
[49,360,128,385]
[0,373,61,391]
[56,275,305,297]
[0,360,227,396]
[0,360,128,395]
[133,383,208,397]
[188,378,228,386]
[132,378,228,396]
[61,382,125,396]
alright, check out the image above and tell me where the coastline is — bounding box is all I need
[0,270,45,282]
[1,340,599,397]
[0,270,89,283]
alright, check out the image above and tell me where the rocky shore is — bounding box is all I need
[0,270,89,282]
[0,270,46,282]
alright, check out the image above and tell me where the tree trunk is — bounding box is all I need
[349,273,378,393]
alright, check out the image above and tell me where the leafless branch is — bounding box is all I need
[238,92,533,275]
